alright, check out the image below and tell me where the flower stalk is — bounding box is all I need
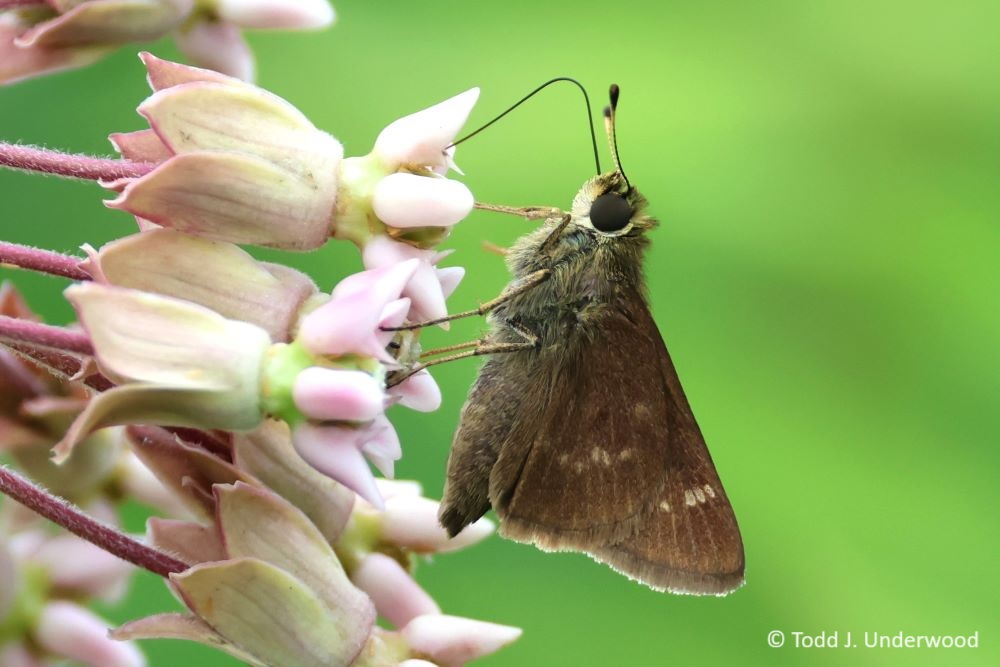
[0,315,94,354]
[0,142,155,181]
[0,241,90,281]
[0,0,45,7]
[0,464,187,577]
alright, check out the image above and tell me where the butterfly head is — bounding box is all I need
[568,84,655,238]
[571,171,654,237]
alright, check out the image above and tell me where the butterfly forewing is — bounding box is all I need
[488,297,672,547]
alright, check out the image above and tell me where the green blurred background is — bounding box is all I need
[2,0,998,665]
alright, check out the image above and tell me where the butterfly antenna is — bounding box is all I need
[603,84,631,189]
[450,77,602,174]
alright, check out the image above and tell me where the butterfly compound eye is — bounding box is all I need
[589,193,633,232]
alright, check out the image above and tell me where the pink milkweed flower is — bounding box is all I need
[296,259,420,363]
[0,0,334,85]
[59,258,443,505]
[363,234,466,324]
[1,532,144,667]
[340,479,494,627]
[127,481,519,666]
[174,0,334,80]
[56,282,273,462]
[9,531,134,603]
[35,601,147,667]
[107,53,344,250]
[115,482,377,666]
[334,88,478,323]
[104,54,477,259]
[335,87,479,241]
[0,283,180,516]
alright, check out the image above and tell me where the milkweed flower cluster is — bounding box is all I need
[0,50,524,666]
[0,0,335,84]
[1,518,146,667]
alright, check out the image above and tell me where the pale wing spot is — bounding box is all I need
[558,454,569,466]
[694,488,706,504]
[589,447,612,466]
[632,403,652,420]
[573,461,585,474]
[684,490,696,507]
[658,500,671,512]
[618,448,634,462]
[703,484,716,499]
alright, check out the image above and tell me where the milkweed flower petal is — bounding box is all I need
[65,283,269,390]
[358,414,401,479]
[108,151,338,250]
[232,421,355,542]
[373,173,473,229]
[292,423,385,510]
[111,614,239,659]
[214,482,371,618]
[437,265,465,299]
[35,601,146,667]
[108,129,173,163]
[90,230,319,342]
[0,16,111,85]
[215,0,335,29]
[171,558,365,667]
[57,283,270,460]
[141,51,233,90]
[103,54,343,249]
[173,20,254,81]
[297,259,419,359]
[138,79,337,170]
[119,483,381,666]
[31,534,134,602]
[55,385,253,463]
[363,236,460,323]
[292,368,385,423]
[373,88,479,170]
[382,495,494,554]
[390,370,442,412]
[148,518,226,564]
[402,614,522,667]
[14,0,192,49]
[351,553,441,628]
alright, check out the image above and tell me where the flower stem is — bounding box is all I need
[0,242,90,281]
[0,142,155,181]
[0,315,93,355]
[0,465,188,577]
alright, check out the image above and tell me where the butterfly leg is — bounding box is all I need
[481,240,509,256]
[474,202,565,220]
[386,320,538,388]
[420,339,480,358]
[538,213,573,255]
[383,268,551,332]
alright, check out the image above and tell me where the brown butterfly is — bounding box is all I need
[393,84,744,595]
